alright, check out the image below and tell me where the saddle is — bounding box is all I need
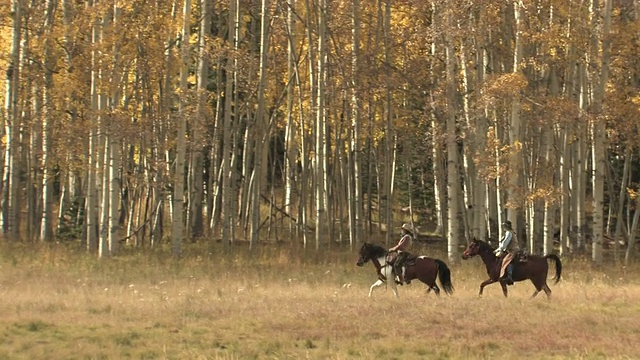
[405,253,418,267]
[386,251,418,266]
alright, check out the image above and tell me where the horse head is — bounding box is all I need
[462,238,483,260]
[356,242,385,267]
[356,243,371,266]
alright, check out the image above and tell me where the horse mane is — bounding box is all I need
[364,243,388,258]
[473,238,495,252]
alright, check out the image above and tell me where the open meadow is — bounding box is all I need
[1,241,639,360]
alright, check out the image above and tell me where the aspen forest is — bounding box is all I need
[1,0,640,265]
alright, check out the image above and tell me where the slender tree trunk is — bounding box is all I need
[508,0,525,247]
[432,125,446,236]
[251,0,271,249]
[40,0,57,242]
[107,3,124,256]
[349,0,362,247]
[221,0,239,251]
[284,0,297,235]
[172,0,191,257]
[613,150,631,263]
[382,0,394,245]
[625,194,640,265]
[591,0,612,265]
[191,0,210,240]
[2,0,23,241]
[315,0,327,250]
[573,62,588,253]
[445,8,461,263]
[86,0,102,253]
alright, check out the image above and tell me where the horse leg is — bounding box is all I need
[529,279,544,299]
[479,279,495,296]
[500,281,508,297]
[432,285,441,296]
[543,283,552,300]
[391,281,399,298]
[368,280,385,297]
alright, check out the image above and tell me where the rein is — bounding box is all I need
[372,257,384,271]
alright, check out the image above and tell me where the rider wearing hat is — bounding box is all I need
[495,220,518,285]
[388,223,414,285]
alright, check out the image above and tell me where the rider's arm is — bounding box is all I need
[390,234,409,251]
[496,231,512,252]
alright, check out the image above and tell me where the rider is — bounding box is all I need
[389,223,414,285]
[495,220,518,285]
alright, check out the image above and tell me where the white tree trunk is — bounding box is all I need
[172,0,191,257]
[445,9,460,263]
[284,0,297,235]
[40,0,57,242]
[86,0,102,252]
[591,0,612,264]
[191,0,210,239]
[315,0,327,250]
[221,0,239,251]
[508,0,524,247]
[349,0,362,247]
[251,0,270,249]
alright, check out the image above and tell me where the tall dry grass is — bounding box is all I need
[1,241,639,359]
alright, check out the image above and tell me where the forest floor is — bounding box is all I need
[0,241,639,359]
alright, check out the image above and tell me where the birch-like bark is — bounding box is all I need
[590,0,612,264]
[473,24,489,241]
[613,150,631,263]
[97,6,112,258]
[430,3,445,237]
[40,0,57,242]
[107,3,124,256]
[172,0,191,257]
[86,0,102,252]
[349,0,362,247]
[543,65,560,255]
[152,1,179,247]
[508,0,524,248]
[221,0,239,251]
[251,0,270,249]
[284,0,297,234]
[445,7,461,263]
[2,0,23,240]
[383,0,394,245]
[573,62,588,252]
[431,113,446,237]
[191,0,210,239]
[315,0,327,250]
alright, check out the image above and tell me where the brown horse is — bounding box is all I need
[356,243,454,298]
[461,238,562,299]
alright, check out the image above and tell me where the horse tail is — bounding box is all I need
[545,254,562,284]
[435,259,454,295]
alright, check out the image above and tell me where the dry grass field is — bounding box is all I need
[1,241,639,360]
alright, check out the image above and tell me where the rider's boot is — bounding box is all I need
[505,264,514,285]
[394,264,404,285]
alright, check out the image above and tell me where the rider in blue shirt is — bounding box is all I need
[495,220,518,285]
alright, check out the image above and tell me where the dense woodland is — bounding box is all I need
[1,0,639,264]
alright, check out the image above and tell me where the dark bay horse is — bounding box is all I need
[356,242,454,298]
[461,238,562,299]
